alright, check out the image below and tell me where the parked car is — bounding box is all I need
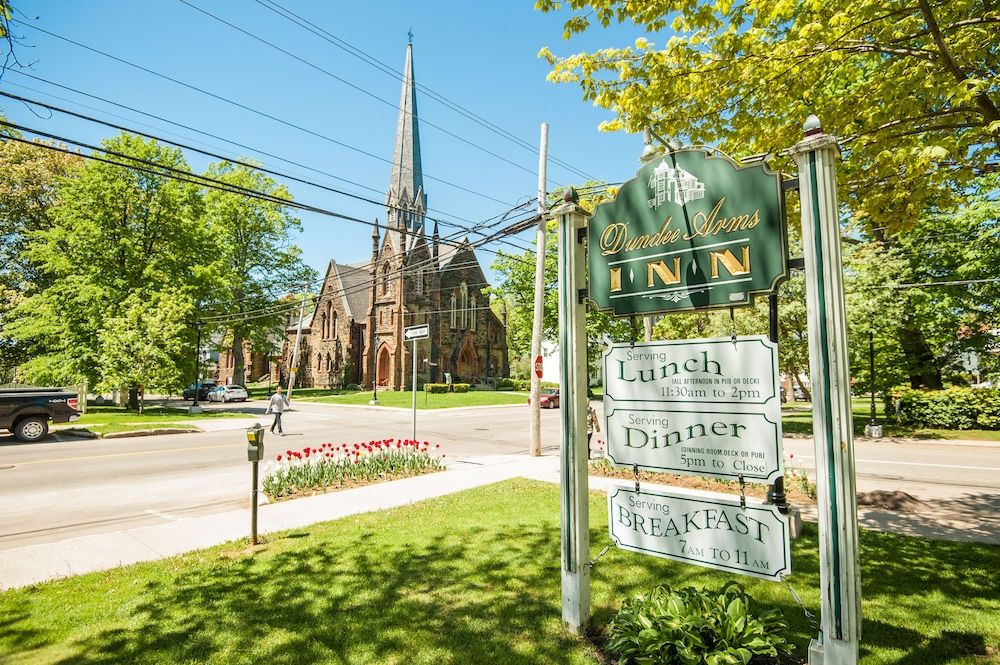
[0,388,81,442]
[183,381,217,401]
[207,384,249,402]
[528,388,560,409]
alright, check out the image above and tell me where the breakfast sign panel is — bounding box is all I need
[588,149,787,316]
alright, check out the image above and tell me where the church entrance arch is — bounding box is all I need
[456,340,478,382]
[376,345,392,387]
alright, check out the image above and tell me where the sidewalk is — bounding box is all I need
[3,452,996,592]
[0,454,559,591]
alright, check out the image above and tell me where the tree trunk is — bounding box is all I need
[792,370,812,402]
[899,314,943,389]
[232,331,246,387]
[127,386,140,412]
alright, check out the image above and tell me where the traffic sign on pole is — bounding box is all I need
[534,355,543,379]
[404,324,429,341]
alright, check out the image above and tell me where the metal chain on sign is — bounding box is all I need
[629,315,638,347]
[633,463,641,493]
[738,474,747,510]
[729,306,737,345]
[779,573,820,629]
[588,541,614,569]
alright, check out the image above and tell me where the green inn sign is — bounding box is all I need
[588,149,788,316]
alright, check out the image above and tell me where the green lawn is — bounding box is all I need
[781,398,1000,441]
[65,405,249,436]
[1,479,997,664]
[307,390,530,409]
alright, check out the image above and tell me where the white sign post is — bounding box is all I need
[608,485,791,581]
[602,337,783,482]
[791,116,861,665]
[556,192,590,633]
[404,324,429,441]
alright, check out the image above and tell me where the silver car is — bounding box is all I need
[208,385,249,402]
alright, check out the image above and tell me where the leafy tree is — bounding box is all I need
[491,183,631,372]
[98,292,193,412]
[537,0,998,228]
[202,161,315,386]
[0,137,82,371]
[4,133,210,406]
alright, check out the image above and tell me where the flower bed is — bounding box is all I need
[263,438,446,500]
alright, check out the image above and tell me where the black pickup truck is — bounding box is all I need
[0,388,81,442]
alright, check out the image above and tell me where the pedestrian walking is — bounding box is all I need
[267,386,291,436]
[587,403,600,459]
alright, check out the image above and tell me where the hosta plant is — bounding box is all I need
[607,582,792,665]
[262,438,446,499]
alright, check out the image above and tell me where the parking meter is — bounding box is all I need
[247,423,265,462]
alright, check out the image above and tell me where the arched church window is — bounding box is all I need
[416,267,424,296]
[332,310,338,337]
[460,282,468,328]
[470,296,477,331]
[450,293,457,329]
[381,263,391,295]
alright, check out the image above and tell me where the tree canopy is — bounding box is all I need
[537,0,998,227]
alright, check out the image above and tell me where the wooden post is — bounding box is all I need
[556,189,590,632]
[790,115,861,665]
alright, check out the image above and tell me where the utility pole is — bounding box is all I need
[529,122,549,457]
[286,286,308,400]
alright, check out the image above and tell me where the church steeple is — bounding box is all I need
[387,39,426,251]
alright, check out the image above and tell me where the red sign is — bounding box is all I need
[534,355,543,379]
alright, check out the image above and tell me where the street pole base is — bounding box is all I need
[189,405,204,414]
[787,505,803,540]
[864,423,883,438]
[369,399,380,405]
[808,638,824,665]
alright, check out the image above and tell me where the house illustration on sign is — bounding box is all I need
[647,161,705,208]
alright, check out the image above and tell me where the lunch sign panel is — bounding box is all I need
[608,485,791,581]
[603,336,779,405]
[588,149,787,316]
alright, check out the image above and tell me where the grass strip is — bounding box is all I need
[0,479,996,664]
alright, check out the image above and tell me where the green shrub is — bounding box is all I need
[452,383,470,393]
[895,387,1000,429]
[607,582,792,665]
[496,378,515,390]
[424,383,450,394]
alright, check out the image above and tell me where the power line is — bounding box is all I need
[11,19,514,207]
[0,91,539,255]
[0,127,539,267]
[4,70,505,229]
[253,0,599,183]
[175,0,563,188]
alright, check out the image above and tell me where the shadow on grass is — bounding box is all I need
[3,482,997,664]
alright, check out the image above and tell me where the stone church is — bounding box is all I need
[260,42,508,391]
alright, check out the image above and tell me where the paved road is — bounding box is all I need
[0,401,562,550]
[1,400,998,551]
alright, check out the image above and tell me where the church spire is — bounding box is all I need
[387,39,426,248]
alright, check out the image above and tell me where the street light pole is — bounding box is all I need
[191,319,204,413]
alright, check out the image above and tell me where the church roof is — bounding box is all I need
[387,42,426,240]
[332,261,372,319]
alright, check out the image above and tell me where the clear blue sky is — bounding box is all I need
[1,1,650,282]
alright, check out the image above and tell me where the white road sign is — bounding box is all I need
[603,336,779,405]
[604,406,782,482]
[403,324,430,341]
[608,484,791,581]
